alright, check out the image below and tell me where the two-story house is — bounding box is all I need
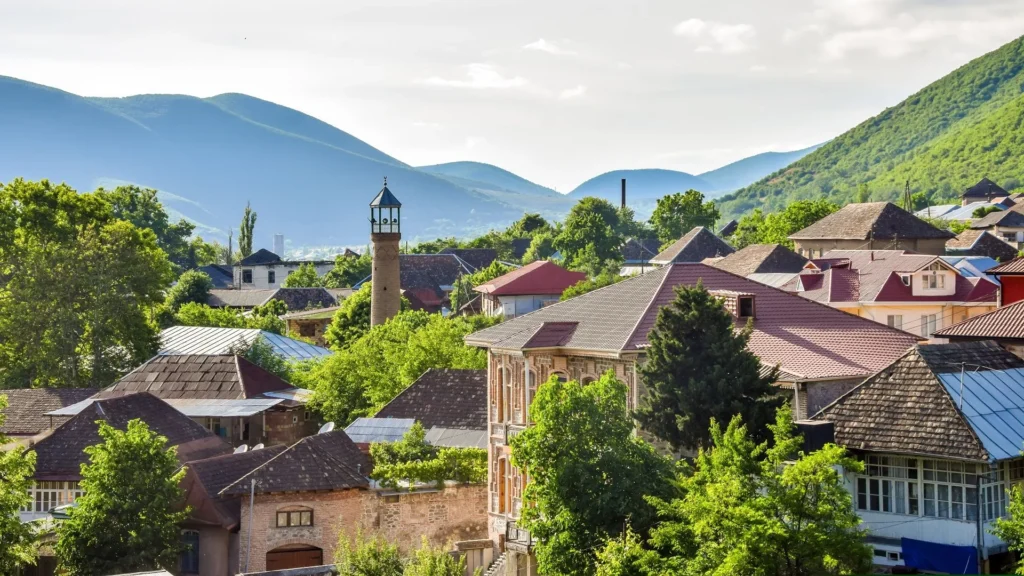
[464,263,921,574]
[473,261,585,319]
[813,341,1024,573]
[234,249,336,290]
[788,250,999,338]
[789,202,954,257]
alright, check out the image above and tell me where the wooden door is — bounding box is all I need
[266,547,323,571]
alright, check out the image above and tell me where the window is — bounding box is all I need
[900,275,911,287]
[920,314,938,337]
[887,315,903,330]
[304,411,312,421]
[268,270,276,284]
[299,322,316,337]
[1009,459,1024,481]
[857,456,916,514]
[242,269,253,284]
[181,530,200,574]
[738,296,755,318]
[29,481,84,513]
[922,459,979,521]
[276,508,313,527]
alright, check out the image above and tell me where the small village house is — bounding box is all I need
[936,299,1024,358]
[0,388,98,440]
[206,287,339,312]
[648,226,734,265]
[789,202,954,257]
[619,237,662,275]
[961,177,1012,206]
[988,256,1024,306]
[945,229,1020,263]
[473,261,585,319]
[234,249,336,290]
[812,341,1024,573]
[787,250,999,338]
[282,306,340,346]
[970,204,1024,246]
[464,263,921,574]
[707,243,809,288]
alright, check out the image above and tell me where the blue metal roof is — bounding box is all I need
[345,417,415,444]
[938,368,1024,461]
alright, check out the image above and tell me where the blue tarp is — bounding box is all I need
[901,537,978,574]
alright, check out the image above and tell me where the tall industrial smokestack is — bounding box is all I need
[621,178,626,210]
[273,234,284,258]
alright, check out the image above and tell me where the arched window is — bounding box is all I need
[550,371,568,383]
[180,530,200,574]
[276,506,313,528]
[581,376,596,385]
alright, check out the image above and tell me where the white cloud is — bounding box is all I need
[750,64,767,72]
[821,16,1024,61]
[420,63,528,89]
[783,24,825,44]
[523,38,576,56]
[673,18,756,54]
[465,136,486,149]
[559,85,587,99]
[412,121,442,129]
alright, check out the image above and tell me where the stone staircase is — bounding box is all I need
[482,551,507,576]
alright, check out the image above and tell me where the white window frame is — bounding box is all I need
[887,315,903,330]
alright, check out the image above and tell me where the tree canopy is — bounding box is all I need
[511,372,676,576]
[324,283,409,351]
[283,262,324,287]
[239,201,257,258]
[174,301,286,334]
[449,260,515,313]
[635,282,783,451]
[648,190,720,245]
[165,269,213,311]
[554,197,623,271]
[0,395,37,573]
[56,419,190,575]
[0,179,173,389]
[731,200,839,249]
[322,252,373,288]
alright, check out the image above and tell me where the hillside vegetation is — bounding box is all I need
[717,34,1024,220]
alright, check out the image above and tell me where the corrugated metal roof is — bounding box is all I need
[159,326,332,360]
[938,368,1024,461]
[47,397,285,418]
[747,273,800,288]
[424,427,488,448]
[345,417,416,444]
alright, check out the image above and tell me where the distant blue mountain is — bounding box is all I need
[697,144,824,192]
[0,76,538,247]
[418,161,560,197]
[568,169,714,202]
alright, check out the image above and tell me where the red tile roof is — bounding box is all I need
[474,261,586,296]
[989,257,1024,275]
[467,263,920,381]
[935,299,1024,340]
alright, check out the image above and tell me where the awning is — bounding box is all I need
[901,537,977,574]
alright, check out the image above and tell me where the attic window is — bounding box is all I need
[900,275,911,287]
[738,296,755,318]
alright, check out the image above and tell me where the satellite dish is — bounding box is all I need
[319,422,336,434]
[233,445,249,454]
[252,443,265,450]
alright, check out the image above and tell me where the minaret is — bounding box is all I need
[369,177,402,326]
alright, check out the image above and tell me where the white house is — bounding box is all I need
[234,249,335,290]
[472,260,585,319]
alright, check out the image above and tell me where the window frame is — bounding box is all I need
[181,529,200,574]
[268,270,276,284]
[276,507,314,528]
[242,269,254,284]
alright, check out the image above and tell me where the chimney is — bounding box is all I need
[621,179,626,210]
[273,234,284,258]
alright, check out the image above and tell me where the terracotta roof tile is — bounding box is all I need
[474,261,586,296]
[935,300,1024,340]
[374,368,487,430]
[789,202,954,241]
[989,257,1024,275]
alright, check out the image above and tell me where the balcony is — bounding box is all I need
[505,520,532,553]
[504,424,526,445]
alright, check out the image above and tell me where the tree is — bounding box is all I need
[233,336,292,381]
[731,200,838,249]
[570,243,623,277]
[635,282,783,451]
[994,486,1024,574]
[335,532,404,576]
[560,271,627,301]
[370,423,485,489]
[0,179,173,389]
[643,410,872,575]
[165,269,213,311]
[404,537,470,576]
[649,190,720,245]
[974,205,1003,218]
[554,198,623,269]
[615,206,652,240]
[449,260,515,313]
[188,236,223,267]
[511,372,676,576]
[56,419,190,575]
[523,231,556,263]
[0,395,37,573]
[463,230,515,261]
[96,185,196,270]
[594,528,663,576]
[174,301,286,335]
[323,252,373,288]
[507,213,550,238]
[283,262,324,287]
[239,202,257,259]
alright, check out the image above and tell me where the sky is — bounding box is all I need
[3,0,1024,192]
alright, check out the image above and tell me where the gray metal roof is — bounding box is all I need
[48,397,286,418]
[746,272,800,288]
[424,427,488,448]
[345,417,416,444]
[939,368,1024,461]
[159,326,332,360]
[370,181,402,207]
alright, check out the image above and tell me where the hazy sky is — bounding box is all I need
[3,0,1024,191]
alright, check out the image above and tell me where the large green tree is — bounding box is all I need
[554,197,623,270]
[641,410,872,575]
[732,200,839,249]
[648,190,720,245]
[523,231,557,263]
[283,262,324,288]
[507,213,551,238]
[239,202,257,259]
[324,283,409,351]
[56,419,190,575]
[449,260,515,313]
[511,372,676,576]
[992,485,1024,574]
[95,185,197,269]
[635,282,783,451]
[165,269,213,312]
[0,179,173,389]
[0,395,37,573]
[174,301,286,334]
[322,252,373,288]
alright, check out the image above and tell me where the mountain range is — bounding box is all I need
[718,33,1024,221]
[0,75,814,249]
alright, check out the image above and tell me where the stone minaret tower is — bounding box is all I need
[369,177,402,326]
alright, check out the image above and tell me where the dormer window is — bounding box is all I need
[738,296,755,318]
[900,275,911,287]
[925,273,944,289]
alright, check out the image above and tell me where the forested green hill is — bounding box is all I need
[717,34,1024,220]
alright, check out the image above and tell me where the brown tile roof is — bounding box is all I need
[814,342,1024,461]
[466,263,921,381]
[935,300,1024,341]
[620,238,662,263]
[374,368,487,430]
[389,254,474,310]
[946,230,1019,263]
[989,257,1024,275]
[0,388,98,437]
[719,220,738,237]
[182,446,287,528]
[94,355,294,401]
[207,289,279,308]
[710,244,808,277]
[963,177,1009,199]
[207,288,337,310]
[32,393,230,480]
[650,227,735,265]
[440,248,497,271]
[474,261,586,296]
[220,430,369,495]
[970,205,1024,229]
[789,202,954,241]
